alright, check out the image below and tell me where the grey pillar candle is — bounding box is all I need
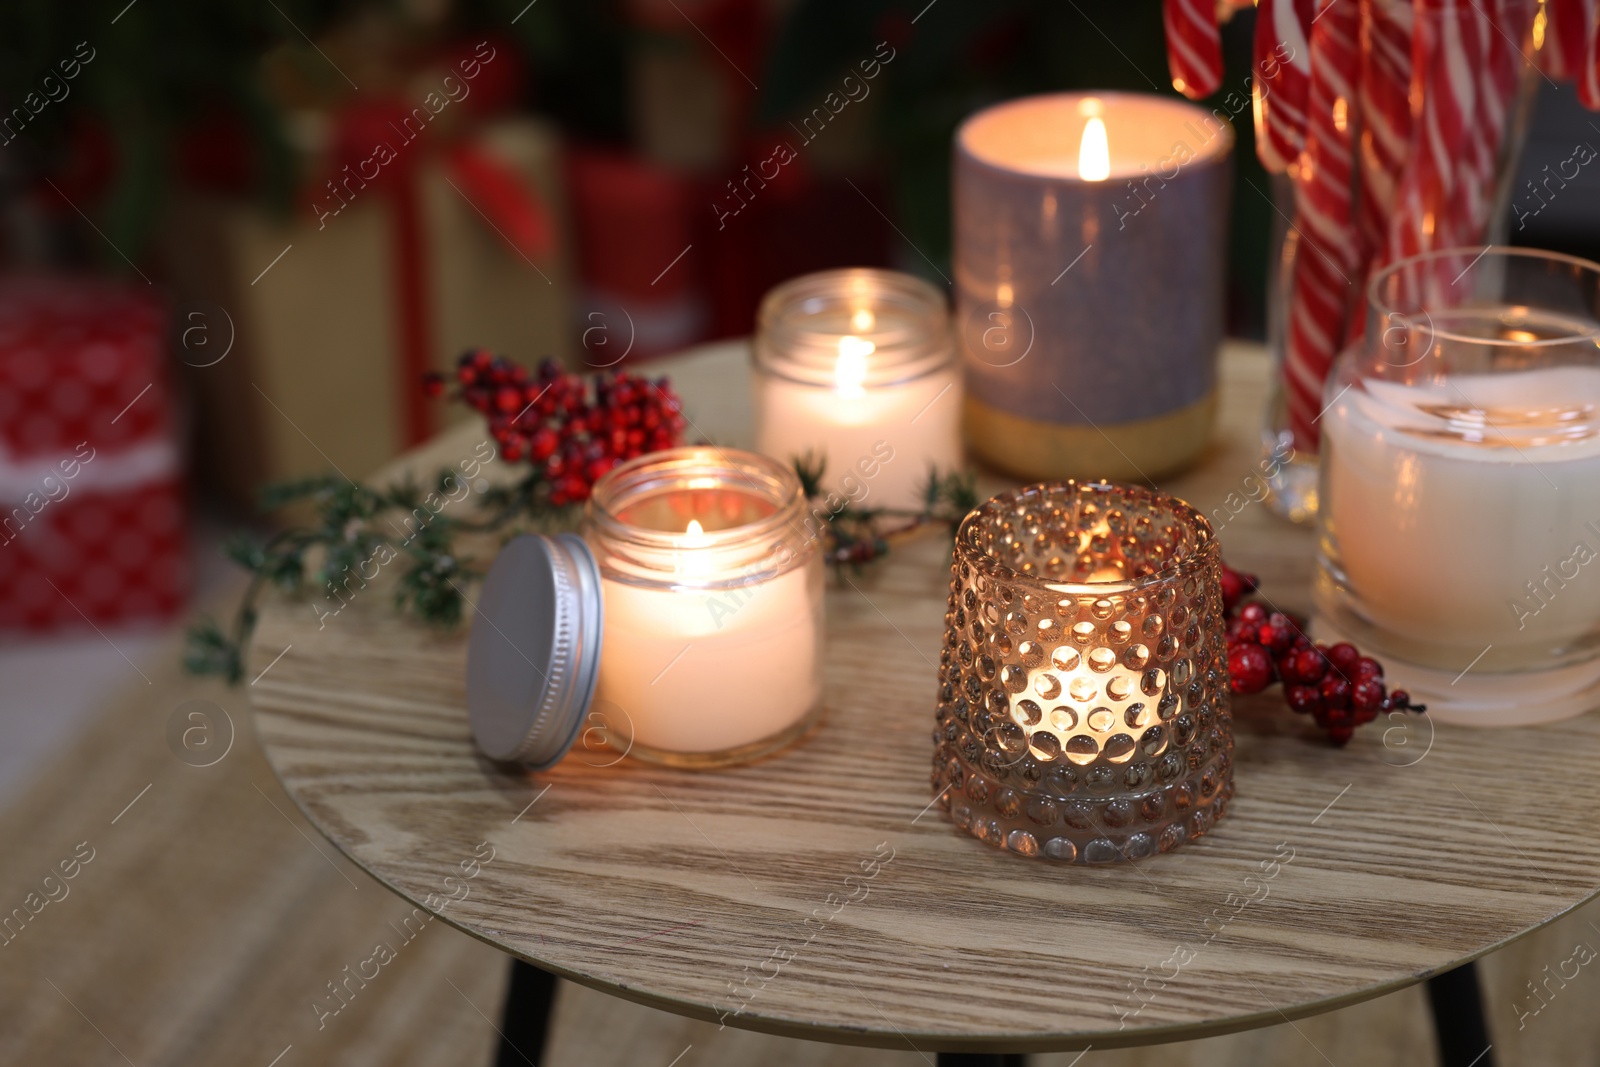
[953,92,1234,481]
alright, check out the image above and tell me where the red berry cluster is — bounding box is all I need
[1220,563,1424,746]
[425,349,686,506]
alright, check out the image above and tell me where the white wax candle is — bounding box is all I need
[756,270,963,511]
[754,350,962,510]
[959,93,1232,181]
[1321,365,1600,663]
[593,525,824,755]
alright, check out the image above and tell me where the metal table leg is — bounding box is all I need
[493,957,1492,1067]
[1426,961,1494,1067]
[496,958,558,1066]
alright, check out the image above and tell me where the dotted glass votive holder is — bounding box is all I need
[932,481,1233,863]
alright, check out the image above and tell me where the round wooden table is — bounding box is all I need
[248,341,1600,1065]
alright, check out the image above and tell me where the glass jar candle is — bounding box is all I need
[584,447,825,766]
[1316,247,1600,725]
[753,268,962,511]
[933,481,1232,863]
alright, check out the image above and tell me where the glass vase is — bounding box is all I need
[1261,0,1541,522]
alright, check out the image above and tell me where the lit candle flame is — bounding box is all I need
[851,307,875,331]
[834,336,874,399]
[676,517,708,578]
[1079,116,1110,182]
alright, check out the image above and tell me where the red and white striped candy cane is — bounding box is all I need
[1355,0,1413,262]
[1580,0,1600,107]
[1447,4,1492,242]
[1164,0,1225,99]
[1541,0,1595,81]
[1253,0,1316,171]
[1283,0,1363,447]
[1459,1,1535,236]
[1383,0,1477,266]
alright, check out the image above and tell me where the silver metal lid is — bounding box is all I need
[466,533,604,768]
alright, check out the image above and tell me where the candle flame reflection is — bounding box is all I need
[851,307,875,331]
[834,336,874,399]
[1079,116,1110,182]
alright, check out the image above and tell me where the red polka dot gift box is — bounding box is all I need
[0,278,190,631]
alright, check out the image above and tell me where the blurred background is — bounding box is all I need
[4,0,1600,509]
[5,2,1600,1064]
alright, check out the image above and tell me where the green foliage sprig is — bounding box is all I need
[185,466,563,684]
[793,450,976,568]
[188,449,975,685]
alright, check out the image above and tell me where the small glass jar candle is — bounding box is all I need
[1316,247,1600,725]
[753,268,963,510]
[934,481,1232,862]
[584,447,825,766]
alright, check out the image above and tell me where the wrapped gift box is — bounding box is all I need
[0,278,190,631]
[160,116,574,507]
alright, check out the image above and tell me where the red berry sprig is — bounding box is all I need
[425,349,686,506]
[1220,562,1425,746]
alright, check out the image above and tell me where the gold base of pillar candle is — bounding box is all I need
[962,389,1217,483]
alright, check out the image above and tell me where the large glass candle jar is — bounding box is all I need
[1316,248,1600,726]
[753,268,963,510]
[934,481,1233,863]
[585,447,825,765]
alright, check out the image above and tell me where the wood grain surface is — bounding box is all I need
[247,341,1600,1054]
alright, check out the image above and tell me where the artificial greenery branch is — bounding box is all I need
[186,349,978,684]
[793,450,976,568]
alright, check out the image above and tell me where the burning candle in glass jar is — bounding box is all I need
[753,268,963,510]
[585,448,825,764]
[1315,248,1600,726]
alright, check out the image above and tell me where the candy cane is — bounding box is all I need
[1254,0,1316,171]
[1164,0,1225,99]
[1447,3,1492,243]
[1460,1,1535,236]
[1283,0,1363,447]
[1581,0,1600,107]
[1356,0,1413,261]
[1542,0,1595,81]
[1380,0,1474,268]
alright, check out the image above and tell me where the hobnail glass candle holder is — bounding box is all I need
[932,481,1233,862]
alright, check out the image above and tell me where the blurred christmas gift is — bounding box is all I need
[159,35,575,507]
[0,277,189,631]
